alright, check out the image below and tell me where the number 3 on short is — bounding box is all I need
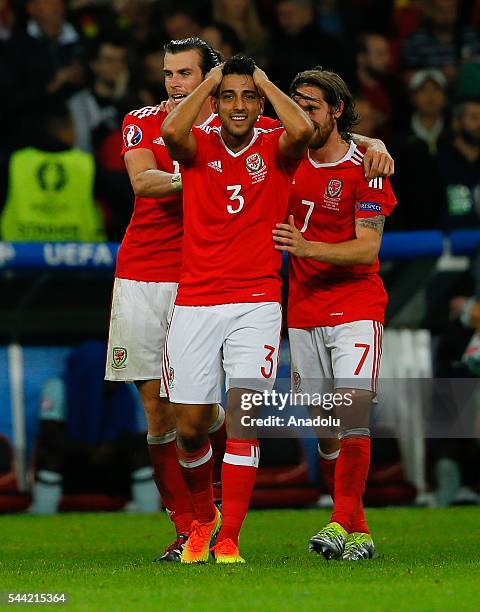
[261,344,276,379]
[226,184,244,214]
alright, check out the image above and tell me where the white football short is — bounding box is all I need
[164,302,282,404]
[289,320,383,394]
[105,278,177,392]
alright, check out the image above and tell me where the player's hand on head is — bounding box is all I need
[272,215,311,257]
[363,140,394,180]
[253,66,269,95]
[206,63,225,92]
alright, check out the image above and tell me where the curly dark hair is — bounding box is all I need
[163,37,222,76]
[222,54,256,77]
[290,68,359,140]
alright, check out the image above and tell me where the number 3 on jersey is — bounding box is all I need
[227,184,244,214]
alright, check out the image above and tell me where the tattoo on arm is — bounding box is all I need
[356,215,385,236]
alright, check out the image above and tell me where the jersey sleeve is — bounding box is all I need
[180,126,211,169]
[354,175,397,219]
[121,111,156,157]
[267,128,302,176]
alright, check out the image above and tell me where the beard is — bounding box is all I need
[309,115,336,150]
[461,128,480,148]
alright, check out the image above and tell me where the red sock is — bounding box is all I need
[148,435,195,535]
[217,439,260,546]
[330,435,370,532]
[350,501,370,534]
[318,447,339,498]
[177,442,216,524]
[208,406,227,485]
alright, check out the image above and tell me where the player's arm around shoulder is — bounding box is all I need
[124,148,182,198]
[351,134,394,180]
[253,67,313,159]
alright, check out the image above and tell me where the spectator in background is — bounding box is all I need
[0,104,106,242]
[110,0,163,47]
[269,0,346,92]
[353,32,409,141]
[354,97,378,138]
[1,0,85,129]
[391,70,448,230]
[315,0,344,39]
[164,6,201,41]
[133,45,167,106]
[438,98,480,230]
[30,341,157,514]
[0,0,14,46]
[402,0,480,83]
[201,21,242,60]
[212,0,268,60]
[68,36,129,154]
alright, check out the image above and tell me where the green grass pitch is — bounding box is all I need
[1,508,479,611]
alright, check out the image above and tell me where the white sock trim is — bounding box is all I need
[339,428,371,439]
[318,446,340,461]
[37,470,62,484]
[178,445,212,468]
[208,403,225,434]
[147,430,176,445]
[132,466,154,482]
[224,445,260,468]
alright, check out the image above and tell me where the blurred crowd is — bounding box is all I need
[0,0,479,240]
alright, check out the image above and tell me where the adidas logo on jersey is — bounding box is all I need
[208,160,222,173]
[153,137,165,145]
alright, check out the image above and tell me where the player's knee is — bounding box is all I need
[176,414,210,448]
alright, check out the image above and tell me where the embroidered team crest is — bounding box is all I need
[245,152,264,173]
[293,371,301,393]
[112,346,128,369]
[326,179,343,198]
[123,124,143,148]
[168,366,175,389]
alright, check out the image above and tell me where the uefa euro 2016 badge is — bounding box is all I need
[326,178,343,198]
[112,346,128,369]
[123,124,143,148]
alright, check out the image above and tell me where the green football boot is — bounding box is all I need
[308,521,348,560]
[342,532,375,561]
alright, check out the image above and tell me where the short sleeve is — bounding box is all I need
[121,111,157,157]
[354,176,397,219]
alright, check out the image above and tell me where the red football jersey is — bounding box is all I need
[176,125,299,306]
[288,142,397,328]
[116,107,279,282]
